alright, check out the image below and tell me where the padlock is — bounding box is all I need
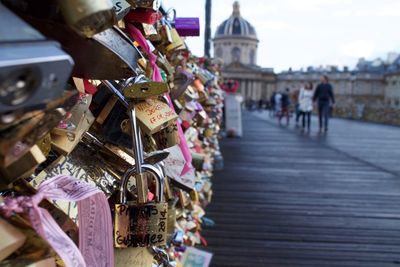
[36,134,52,157]
[163,176,174,202]
[170,71,195,100]
[152,124,180,150]
[51,110,95,155]
[0,90,78,167]
[0,212,57,266]
[32,143,119,199]
[0,217,27,262]
[157,53,175,77]
[112,87,168,247]
[111,0,131,21]
[166,28,185,52]
[96,95,118,125]
[160,21,173,45]
[134,98,178,134]
[142,23,159,38]
[114,246,154,267]
[52,93,92,140]
[123,75,169,99]
[183,85,199,101]
[0,145,46,185]
[151,246,177,267]
[174,18,200,37]
[16,10,141,79]
[178,190,191,209]
[58,0,116,37]
[114,160,168,248]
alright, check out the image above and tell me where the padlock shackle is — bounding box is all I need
[129,107,144,173]
[119,164,164,204]
[102,79,145,172]
[102,80,129,108]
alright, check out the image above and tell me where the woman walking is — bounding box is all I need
[298,82,314,131]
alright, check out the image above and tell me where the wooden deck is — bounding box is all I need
[202,111,400,267]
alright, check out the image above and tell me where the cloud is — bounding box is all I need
[334,9,352,17]
[257,20,300,32]
[283,0,349,11]
[340,40,376,59]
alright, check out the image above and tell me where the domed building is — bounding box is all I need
[213,1,276,101]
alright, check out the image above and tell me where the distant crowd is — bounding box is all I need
[246,75,335,133]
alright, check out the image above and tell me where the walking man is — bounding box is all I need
[279,88,291,126]
[313,75,335,132]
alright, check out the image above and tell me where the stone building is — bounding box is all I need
[213,1,276,101]
[214,2,400,124]
[384,56,400,108]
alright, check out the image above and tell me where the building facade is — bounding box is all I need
[214,2,400,124]
[213,1,276,101]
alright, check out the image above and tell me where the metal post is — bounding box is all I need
[204,0,212,57]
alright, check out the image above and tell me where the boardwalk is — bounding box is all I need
[203,111,400,267]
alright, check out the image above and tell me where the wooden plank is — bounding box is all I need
[202,112,400,267]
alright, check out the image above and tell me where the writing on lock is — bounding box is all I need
[115,203,168,247]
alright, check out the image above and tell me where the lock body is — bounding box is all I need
[114,202,168,247]
[59,0,116,37]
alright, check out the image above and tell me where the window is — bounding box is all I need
[216,47,223,58]
[231,47,241,62]
[250,49,255,65]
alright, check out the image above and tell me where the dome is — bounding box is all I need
[214,2,257,39]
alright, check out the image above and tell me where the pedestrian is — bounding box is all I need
[270,91,276,117]
[313,75,335,132]
[279,88,290,126]
[291,87,301,127]
[258,99,264,111]
[298,82,314,131]
[274,91,282,118]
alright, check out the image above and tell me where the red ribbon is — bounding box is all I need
[125,9,162,24]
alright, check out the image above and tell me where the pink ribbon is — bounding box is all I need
[125,23,194,176]
[0,175,114,267]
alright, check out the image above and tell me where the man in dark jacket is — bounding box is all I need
[279,88,291,126]
[313,75,335,132]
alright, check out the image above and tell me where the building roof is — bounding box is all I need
[214,2,257,40]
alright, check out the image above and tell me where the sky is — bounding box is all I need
[166,0,400,72]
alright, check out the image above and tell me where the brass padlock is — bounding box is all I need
[134,98,178,134]
[0,145,46,185]
[157,53,175,77]
[58,0,116,37]
[166,28,185,52]
[114,165,168,247]
[122,75,169,99]
[152,124,180,150]
[52,93,92,140]
[0,91,77,167]
[51,110,95,155]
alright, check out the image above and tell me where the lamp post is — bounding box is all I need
[204,0,212,57]
[350,72,356,118]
